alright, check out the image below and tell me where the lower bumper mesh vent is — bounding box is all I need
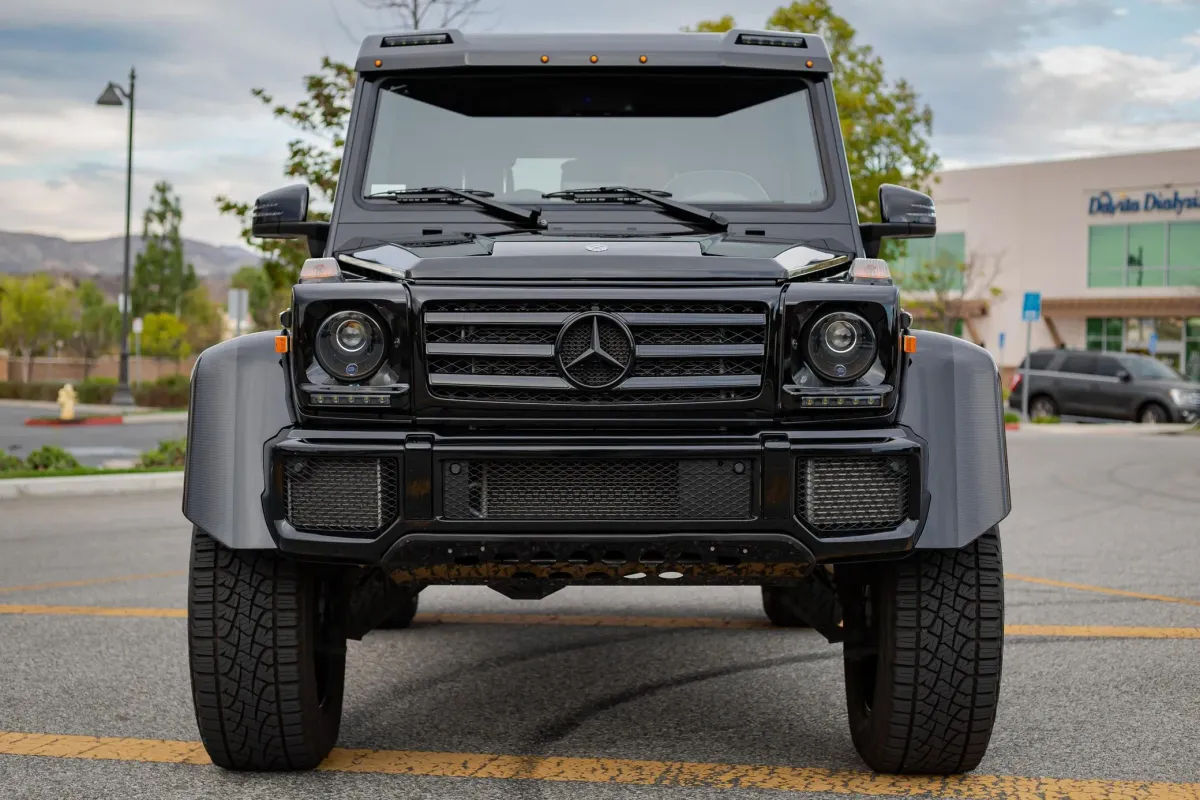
[283,456,399,534]
[442,459,753,520]
[796,456,910,533]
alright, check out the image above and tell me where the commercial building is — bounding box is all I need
[903,146,1200,381]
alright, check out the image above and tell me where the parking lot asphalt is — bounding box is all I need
[0,404,187,466]
[0,431,1198,799]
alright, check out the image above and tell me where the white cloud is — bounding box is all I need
[1184,28,1200,46]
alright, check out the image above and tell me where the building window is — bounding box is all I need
[1086,317,1124,351]
[1088,222,1200,287]
[892,233,966,291]
[1186,318,1200,381]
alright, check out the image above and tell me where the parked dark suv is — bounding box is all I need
[1010,348,1200,423]
[182,29,1011,776]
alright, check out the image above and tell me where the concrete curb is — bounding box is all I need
[0,471,184,500]
[123,411,188,425]
[1009,423,1194,436]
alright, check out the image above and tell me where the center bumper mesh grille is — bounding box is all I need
[283,456,400,534]
[795,456,910,533]
[441,459,754,520]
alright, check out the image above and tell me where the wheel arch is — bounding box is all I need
[183,332,295,550]
[898,331,1012,549]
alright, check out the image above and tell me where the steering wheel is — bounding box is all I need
[665,170,771,202]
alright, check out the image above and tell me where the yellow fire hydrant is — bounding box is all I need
[57,383,77,422]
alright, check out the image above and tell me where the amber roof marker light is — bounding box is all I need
[806,59,814,68]
[540,55,550,63]
[374,59,382,67]
[590,55,599,63]
[639,55,648,64]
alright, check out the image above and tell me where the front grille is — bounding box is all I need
[283,456,400,534]
[442,458,754,520]
[795,456,910,533]
[423,300,767,405]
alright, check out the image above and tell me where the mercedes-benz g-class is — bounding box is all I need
[183,28,1011,775]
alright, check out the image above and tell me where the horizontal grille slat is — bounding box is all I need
[795,456,910,534]
[423,299,767,405]
[442,459,754,520]
[283,456,400,534]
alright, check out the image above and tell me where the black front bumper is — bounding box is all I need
[265,426,927,583]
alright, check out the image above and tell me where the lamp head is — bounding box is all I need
[96,83,124,106]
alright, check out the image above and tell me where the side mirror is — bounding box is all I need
[251,185,329,258]
[1117,369,1132,383]
[860,184,937,259]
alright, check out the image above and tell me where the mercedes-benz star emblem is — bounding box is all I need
[555,312,635,390]
[585,244,609,252]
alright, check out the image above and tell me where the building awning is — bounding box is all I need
[1042,296,1200,317]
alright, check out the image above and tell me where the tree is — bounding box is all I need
[133,181,199,317]
[72,281,122,379]
[690,2,940,224]
[232,265,289,331]
[358,0,485,29]
[181,287,224,355]
[899,250,1003,337]
[215,0,484,289]
[0,275,77,383]
[140,312,191,365]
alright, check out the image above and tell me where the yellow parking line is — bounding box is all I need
[2,731,1198,799]
[0,571,185,596]
[1,604,1198,639]
[0,604,187,618]
[1007,574,1200,608]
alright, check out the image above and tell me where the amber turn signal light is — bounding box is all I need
[275,335,289,354]
[903,335,917,354]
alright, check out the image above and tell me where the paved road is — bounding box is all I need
[0,431,1198,799]
[0,404,186,466]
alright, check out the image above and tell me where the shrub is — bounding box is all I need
[1031,415,1061,424]
[24,445,81,471]
[1004,411,1020,424]
[0,451,24,473]
[141,438,187,468]
[77,377,118,405]
[0,379,190,409]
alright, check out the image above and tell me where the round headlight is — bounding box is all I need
[806,311,877,383]
[314,311,386,381]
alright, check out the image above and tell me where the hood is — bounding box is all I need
[334,233,854,283]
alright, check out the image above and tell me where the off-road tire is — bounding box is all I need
[375,588,420,630]
[187,528,346,771]
[842,528,1003,774]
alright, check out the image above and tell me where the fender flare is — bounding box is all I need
[182,332,294,549]
[898,331,1012,549]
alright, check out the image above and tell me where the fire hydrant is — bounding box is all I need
[57,383,77,422]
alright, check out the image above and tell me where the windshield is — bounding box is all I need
[1118,355,1185,381]
[362,71,827,206]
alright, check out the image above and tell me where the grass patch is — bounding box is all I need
[0,466,183,480]
[1032,415,1061,424]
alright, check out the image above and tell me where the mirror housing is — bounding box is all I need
[251,185,330,258]
[860,184,937,259]
[1117,369,1132,383]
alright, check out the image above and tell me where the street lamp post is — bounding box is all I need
[97,67,136,407]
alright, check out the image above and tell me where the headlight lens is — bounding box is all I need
[806,311,877,383]
[314,311,386,381]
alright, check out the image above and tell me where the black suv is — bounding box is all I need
[1010,348,1200,423]
[182,29,1011,775]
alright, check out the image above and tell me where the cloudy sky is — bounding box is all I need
[2,0,1199,246]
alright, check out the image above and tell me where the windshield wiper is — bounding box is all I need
[366,187,546,229]
[543,186,729,232]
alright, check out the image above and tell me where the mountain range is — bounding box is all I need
[0,230,259,289]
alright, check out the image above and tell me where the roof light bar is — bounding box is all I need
[381,32,453,47]
[735,33,808,49]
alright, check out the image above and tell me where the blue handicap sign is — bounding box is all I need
[1149,332,1158,355]
[1022,292,1041,323]
[998,331,1006,350]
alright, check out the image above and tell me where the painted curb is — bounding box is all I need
[0,471,184,500]
[21,411,188,427]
